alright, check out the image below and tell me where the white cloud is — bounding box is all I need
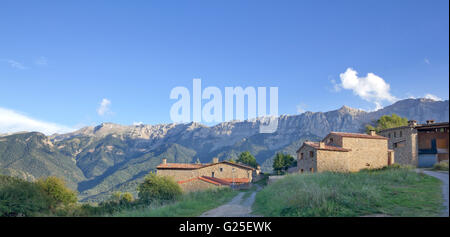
[1,59,27,70]
[133,121,143,126]
[336,68,397,110]
[35,56,48,66]
[424,58,430,65]
[424,94,442,101]
[296,103,307,114]
[0,107,74,135]
[97,98,112,116]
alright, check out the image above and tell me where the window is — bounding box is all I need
[300,153,304,160]
[394,141,405,148]
[329,138,334,144]
[219,168,223,172]
[300,169,304,173]
[309,151,314,158]
[394,132,396,138]
[388,133,391,138]
[212,172,215,178]
[399,131,402,137]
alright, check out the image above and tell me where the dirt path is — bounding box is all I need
[421,170,449,217]
[200,186,262,217]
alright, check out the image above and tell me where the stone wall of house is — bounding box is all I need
[316,150,349,172]
[342,137,389,171]
[157,169,200,182]
[197,163,253,181]
[323,134,344,147]
[157,162,253,184]
[179,178,219,192]
[379,127,418,166]
[297,145,318,173]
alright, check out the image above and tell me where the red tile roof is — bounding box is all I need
[301,141,351,152]
[220,178,250,184]
[329,132,388,140]
[199,176,231,185]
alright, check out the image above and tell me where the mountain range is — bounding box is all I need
[0,98,448,202]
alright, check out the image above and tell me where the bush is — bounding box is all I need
[432,161,449,171]
[0,175,49,216]
[137,173,182,203]
[36,176,77,209]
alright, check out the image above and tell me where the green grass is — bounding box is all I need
[253,166,444,217]
[111,187,237,217]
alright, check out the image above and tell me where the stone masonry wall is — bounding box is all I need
[341,137,389,171]
[316,150,349,172]
[297,145,317,173]
[157,162,253,183]
[379,127,418,166]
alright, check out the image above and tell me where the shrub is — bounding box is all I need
[137,173,182,203]
[36,176,77,209]
[0,175,49,216]
[121,192,134,203]
[433,161,449,171]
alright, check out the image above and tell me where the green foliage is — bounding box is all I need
[253,167,443,217]
[36,176,77,208]
[365,114,408,134]
[237,151,258,168]
[432,161,449,171]
[137,173,182,203]
[0,175,49,216]
[272,153,295,175]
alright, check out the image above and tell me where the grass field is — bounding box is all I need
[111,187,237,217]
[253,166,444,217]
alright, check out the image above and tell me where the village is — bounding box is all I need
[156,120,449,194]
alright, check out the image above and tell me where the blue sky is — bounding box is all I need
[0,0,448,134]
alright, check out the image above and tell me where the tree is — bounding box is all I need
[237,151,258,168]
[365,114,408,134]
[137,173,182,204]
[36,176,77,208]
[272,153,285,175]
[121,192,134,203]
[0,175,49,216]
[272,153,295,175]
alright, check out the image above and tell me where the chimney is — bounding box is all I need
[319,142,325,148]
[426,120,435,125]
[369,130,376,136]
[408,120,417,127]
[212,157,219,163]
[162,158,167,165]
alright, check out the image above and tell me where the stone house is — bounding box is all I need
[378,120,449,167]
[156,158,257,192]
[296,131,393,173]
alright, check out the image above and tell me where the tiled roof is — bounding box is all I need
[220,178,250,183]
[301,141,351,152]
[199,176,231,185]
[330,132,388,140]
